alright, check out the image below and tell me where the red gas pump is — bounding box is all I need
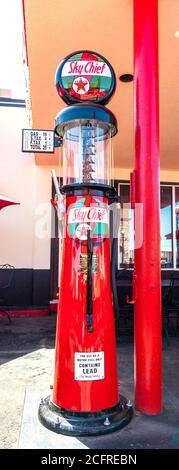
[39,50,133,435]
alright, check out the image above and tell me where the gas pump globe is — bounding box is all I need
[39,51,133,435]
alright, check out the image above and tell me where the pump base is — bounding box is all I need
[38,396,133,436]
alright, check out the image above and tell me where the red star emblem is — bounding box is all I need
[73,78,89,93]
[77,224,89,237]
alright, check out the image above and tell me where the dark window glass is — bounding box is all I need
[160,186,173,268]
[118,184,174,270]
[175,187,179,268]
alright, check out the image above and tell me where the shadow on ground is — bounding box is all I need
[0,315,179,449]
[0,315,56,365]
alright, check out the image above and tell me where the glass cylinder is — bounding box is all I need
[61,120,114,186]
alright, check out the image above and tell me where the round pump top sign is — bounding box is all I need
[55,50,116,105]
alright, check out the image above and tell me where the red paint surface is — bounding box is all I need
[0,309,49,317]
[49,301,58,312]
[52,193,119,412]
[133,0,162,414]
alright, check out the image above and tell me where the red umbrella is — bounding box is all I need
[0,195,20,210]
[165,230,179,241]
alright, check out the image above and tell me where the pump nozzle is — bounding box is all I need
[51,169,65,221]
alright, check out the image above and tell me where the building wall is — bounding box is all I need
[115,167,179,182]
[0,105,35,268]
[0,104,59,307]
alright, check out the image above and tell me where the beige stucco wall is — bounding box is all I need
[0,105,58,269]
[32,164,58,269]
[0,106,35,268]
[115,167,179,183]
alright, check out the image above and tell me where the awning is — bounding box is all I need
[165,230,179,241]
[0,195,20,210]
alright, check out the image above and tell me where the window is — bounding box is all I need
[175,187,179,268]
[160,186,173,268]
[118,184,134,269]
[118,183,179,270]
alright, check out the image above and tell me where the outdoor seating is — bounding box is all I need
[116,269,134,335]
[0,264,15,324]
[162,274,179,336]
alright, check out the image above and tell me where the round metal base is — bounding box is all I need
[38,396,133,436]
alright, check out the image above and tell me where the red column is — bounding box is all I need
[133,0,162,414]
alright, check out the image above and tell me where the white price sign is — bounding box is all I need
[74,351,104,381]
[22,129,54,153]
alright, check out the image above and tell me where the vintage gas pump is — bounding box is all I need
[39,51,133,435]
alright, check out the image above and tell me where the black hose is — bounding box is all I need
[111,204,120,320]
[86,229,93,332]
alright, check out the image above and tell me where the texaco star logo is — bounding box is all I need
[75,223,91,240]
[73,76,89,95]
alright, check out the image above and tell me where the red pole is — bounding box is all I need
[133,0,162,414]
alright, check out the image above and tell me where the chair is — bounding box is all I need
[0,264,15,324]
[163,274,179,336]
[116,269,134,335]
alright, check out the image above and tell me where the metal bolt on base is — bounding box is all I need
[38,395,133,437]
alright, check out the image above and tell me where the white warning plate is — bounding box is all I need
[74,351,104,381]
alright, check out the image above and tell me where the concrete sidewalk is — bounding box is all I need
[0,315,179,449]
